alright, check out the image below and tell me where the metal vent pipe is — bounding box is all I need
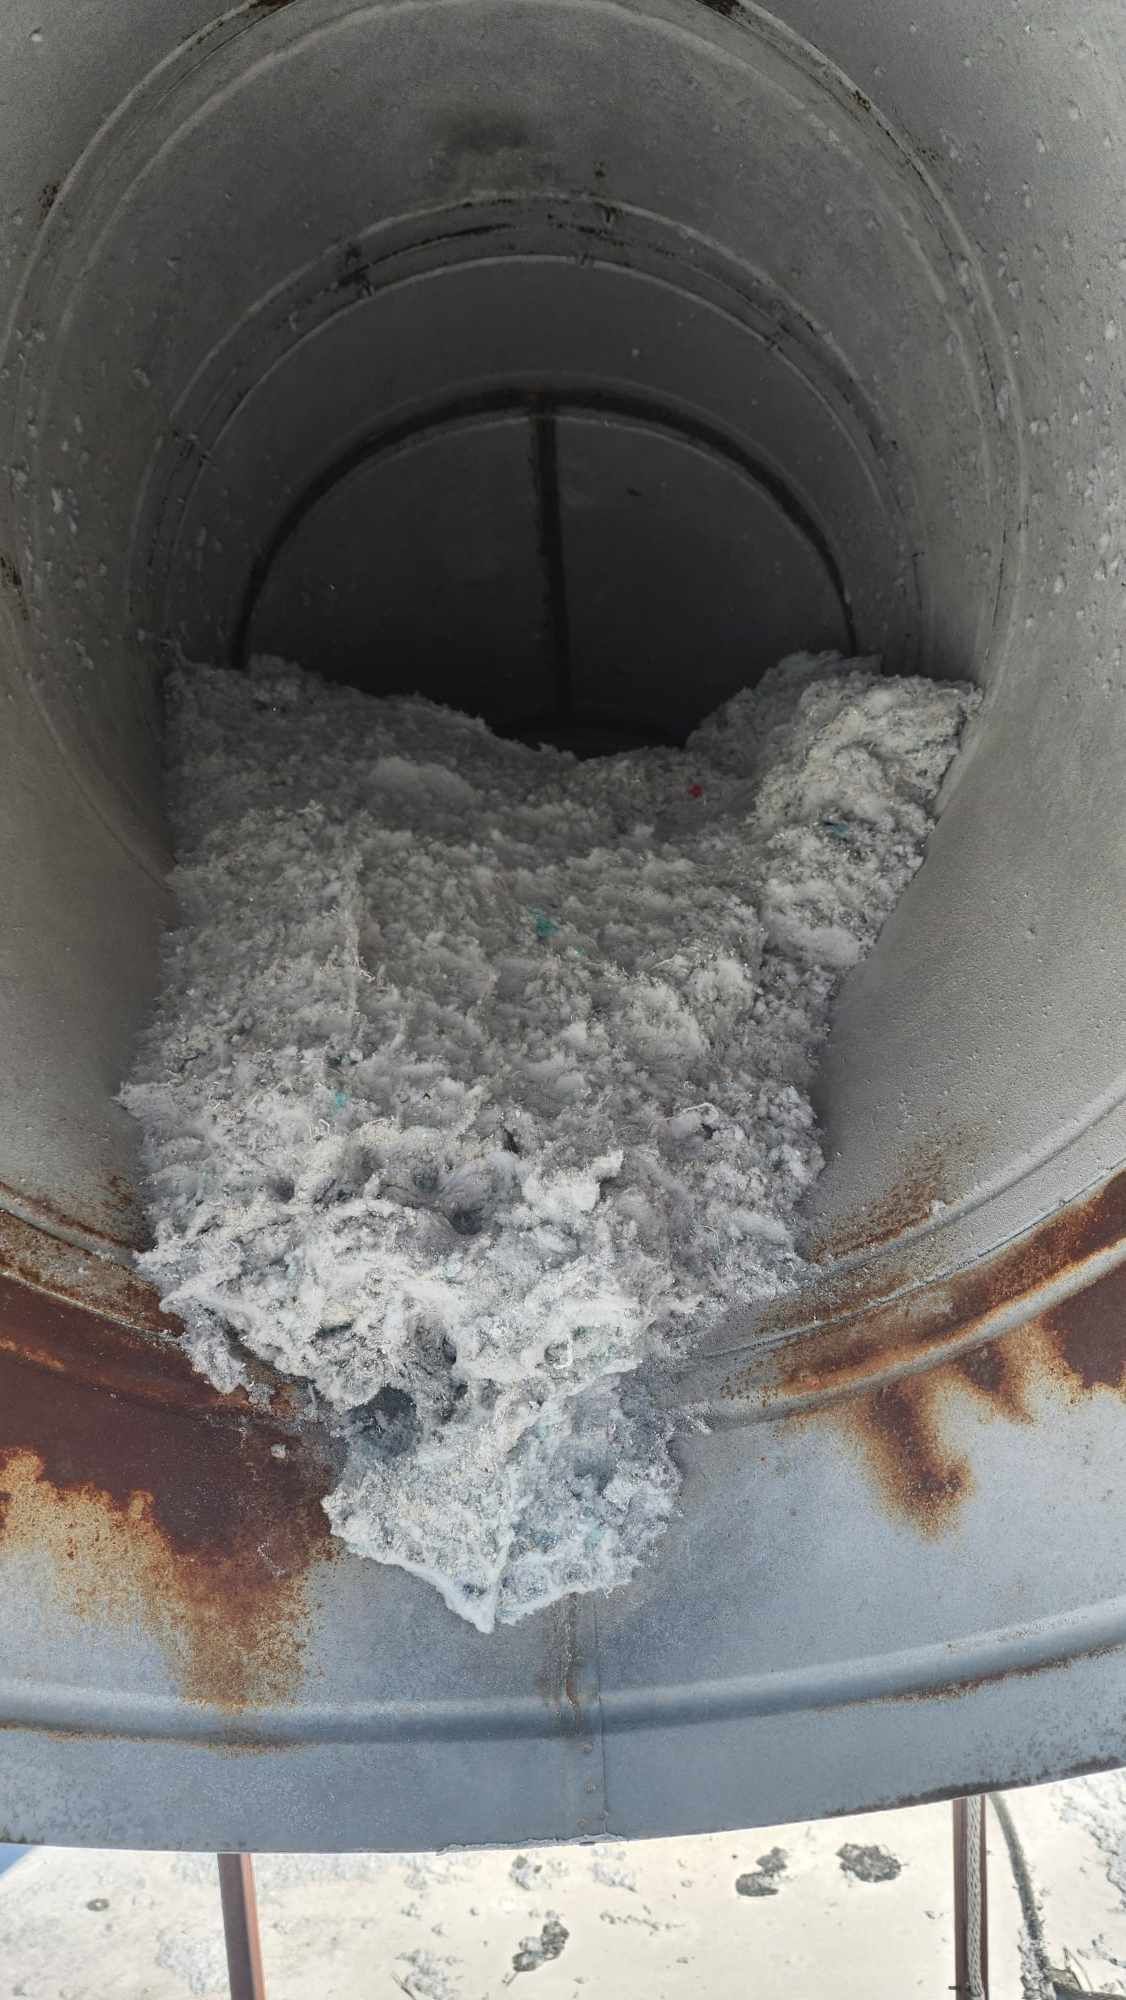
[1,0,1123,1848]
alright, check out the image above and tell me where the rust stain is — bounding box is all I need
[0,1172,147,1256]
[810,1140,951,1263]
[950,1335,1031,1423]
[726,1164,1126,1538]
[835,1287,1125,1536]
[1041,1263,1126,1395]
[103,1169,149,1234]
[0,1205,173,1342]
[537,1595,584,1734]
[727,1162,1126,1409]
[883,1636,1121,1708]
[0,1263,338,1711]
[839,1377,971,1534]
[820,1274,1124,1537]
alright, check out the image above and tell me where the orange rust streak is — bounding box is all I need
[755,1167,1126,1537]
[0,1205,173,1341]
[810,1140,951,1263]
[727,1169,1126,1540]
[1041,1263,1126,1395]
[0,1172,146,1255]
[729,1163,1126,1411]
[840,1376,971,1534]
[823,1275,1126,1538]
[950,1336,1032,1424]
[0,1272,337,1710]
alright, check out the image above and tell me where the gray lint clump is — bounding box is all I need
[122,651,976,1631]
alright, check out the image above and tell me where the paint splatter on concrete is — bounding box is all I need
[838,1844,903,1884]
[394,1948,460,1999]
[735,1848,788,1897]
[512,1915,569,1973]
[591,1853,639,1894]
[599,1909,681,1934]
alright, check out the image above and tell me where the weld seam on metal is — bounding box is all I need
[4,1598,1124,1746]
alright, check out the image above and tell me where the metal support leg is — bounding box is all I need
[953,1795,989,2000]
[217,1852,267,2000]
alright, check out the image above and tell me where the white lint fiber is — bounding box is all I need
[122,652,977,1630]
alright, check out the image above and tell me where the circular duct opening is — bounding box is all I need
[7,0,1016,838]
[237,386,853,752]
[6,0,1123,1340]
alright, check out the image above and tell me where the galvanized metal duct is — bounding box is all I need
[1,0,1124,1849]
